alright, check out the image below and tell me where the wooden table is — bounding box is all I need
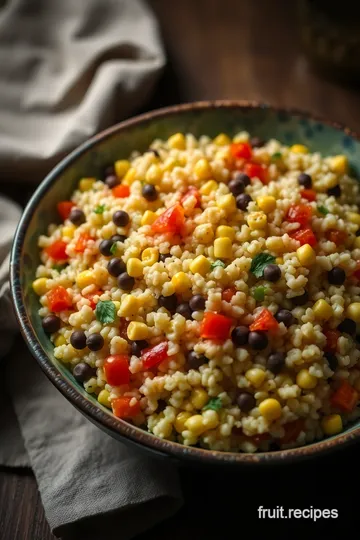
[2,1,360,537]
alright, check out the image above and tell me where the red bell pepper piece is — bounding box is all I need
[104,355,130,386]
[331,380,358,412]
[112,396,141,419]
[323,329,340,352]
[74,233,93,253]
[301,189,317,202]
[230,142,252,160]
[112,184,130,198]
[151,204,185,234]
[200,312,233,340]
[141,341,168,369]
[249,308,279,332]
[57,201,75,221]
[47,285,72,312]
[279,419,305,444]
[326,229,347,246]
[244,162,269,184]
[222,287,237,303]
[291,227,317,247]
[286,204,312,226]
[181,187,201,208]
[45,240,68,261]
[84,289,102,310]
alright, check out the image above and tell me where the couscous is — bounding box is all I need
[34,132,360,452]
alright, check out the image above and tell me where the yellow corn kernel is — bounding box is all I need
[98,390,111,408]
[141,247,159,267]
[246,368,266,388]
[296,369,317,389]
[162,158,179,172]
[32,278,48,296]
[259,398,282,422]
[122,167,137,186]
[247,212,267,231]
[296,244,316,266]
[290,144,308,154]
[346,302,360,323]
[213,133,231,146]
[76,270,95,289]
[194,158,212,180]
[266,236,285,253]
[171,272,192,293]
[79,178,95,191]
[353,237,360,249]
[127,321,149,341]
[184,414,206,436]
[94,267,108,287]
[194,223,214,243]
[62,225,76,238]
[168,133,186,150]
[199,180,218,195]
[347,212,360,226]
[54,335,66,347]
[276,257,284,265]
[321,414,342,436]
[113,301,121,312]
[145,164,162,185]
[330,155,348,175]
[313,299,333,321]
[213,237,232,259]
[141,210,157,226]
[256,195,276,213]
[217,194,236,213]
[114,159,130,179]
[202,410,219,430]
[190,388,209,409]
[126,258,143,278]
[175,412,192,433]
[216,225,235,240]
[118,295,139,318]
[189,255,211,276]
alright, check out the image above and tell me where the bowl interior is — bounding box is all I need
[12,102,360,462]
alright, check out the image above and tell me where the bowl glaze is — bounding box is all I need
[10,101,360,466]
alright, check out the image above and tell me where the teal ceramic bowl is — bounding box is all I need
[10,101,360,466]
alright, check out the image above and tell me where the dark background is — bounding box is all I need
[1,0,359,538]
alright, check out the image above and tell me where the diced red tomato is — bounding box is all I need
[323,329,340,352]
[244,162,269,184]
[200,312,233,340]
[57,201,75,221]
[84,290,102,310]
[286,204,312,226]
[326,229,347,246]
[331,380,358,412]
[181,187,201,208]
[279,419,305,444]
[47,285,72,312]
[112,184,130,198]
[222,287,237,303]
[249,308,279,332]
[45,240,68,261]
[112,396,141,419]
[141,341,168,370]
[104,355,130,386]
[301,189,317,202]
[230,142,252,160]
[151,204,185,234]
[74,233,93,253]
[291,227,317,247]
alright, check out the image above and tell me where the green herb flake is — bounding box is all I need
[252,286,267,302]
[250,253,276,278]
[210,260,226,270]
[317,205,329,216]
[203,397,222,412]
[52,264,67,273]
[94,204,106,214]
[271,152,282,160]
[110,242,118,255]
[95,300,116,323]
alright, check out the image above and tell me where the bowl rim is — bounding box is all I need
[10,99,360,466]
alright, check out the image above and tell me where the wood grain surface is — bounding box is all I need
[1,1,360,538]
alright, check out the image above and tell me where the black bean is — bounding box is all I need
[233,172,251,187]
[104,165,115,177]
[231,326,250,347]
[236,193,252,211]
[69,208,86,226]
[327,185,341,198]
[248,331,268,350]
[187,351,208,370]
[117,272,135,291]
[105,175,120,188]
[267,352,286,374]
[236,391,256,412]
[70,330,87,350]
[158,294,177,313]
[263,264,281,282]
[337,318,356,336]
[73,362,96,383]
[250,137,265,149]
[42,315,61,334]
[228,177,246,196]
[292,291,309,306]
[107,258,126,277]
[298,173,312,189]
[86,333,104,351]
[275,309,295,327]
[112,210,130,227]
[142,184,158,201]
[324,351,338,371]
[111,234,127,243]
[131,340,148,357]
[99,239,113,257]
[189,295,206,311]
[176,303,193,319]
[328,267,346,286]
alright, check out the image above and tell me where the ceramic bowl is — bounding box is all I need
[10,101,360,466]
